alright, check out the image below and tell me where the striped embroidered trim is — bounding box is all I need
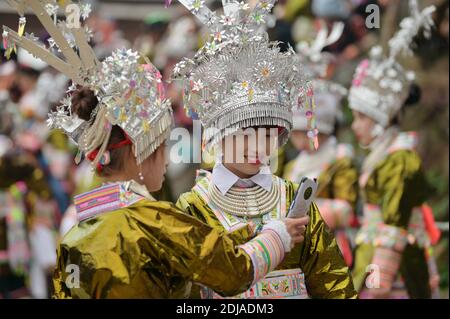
[374,224,409,252]
[202,268,309,299]
[356,203,420,250]
[238,229,285,287]
[372,247,402,289]
[74,183,145,222]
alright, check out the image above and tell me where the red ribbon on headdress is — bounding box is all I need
[86,133,132,173]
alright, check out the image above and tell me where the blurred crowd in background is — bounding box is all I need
[0,0,448,299]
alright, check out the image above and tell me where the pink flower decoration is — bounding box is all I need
[143,64,153,72]
[157,82,165,99]
[139,110,149,118]
[360,59,370,69]
[353,59,370,87]
[352,78,362,86]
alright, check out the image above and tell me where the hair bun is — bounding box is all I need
[404,83,422,107]
[71,87,99,121]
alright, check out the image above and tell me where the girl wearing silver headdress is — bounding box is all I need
[174,0,356,299]
[348,0,441,299]
[3,0,307,298]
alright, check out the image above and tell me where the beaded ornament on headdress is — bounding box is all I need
[295,21,346,150]
[3,1,173,170]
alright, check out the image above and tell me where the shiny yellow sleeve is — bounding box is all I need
[47,130,70,151]
[53,201,257,298]
[373,150,431,228]
[329,158,359,211]
[273,147,286,178]
[176,192,208,223]
[281,159,296,181]
[145,202,255,296]
[299,202,358,299]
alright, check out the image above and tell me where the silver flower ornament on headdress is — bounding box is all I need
[172,0,311,150]
[3,0,173,168]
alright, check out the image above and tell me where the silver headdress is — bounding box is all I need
[296,21,344,80]
[172,0,311,150]
[348,0,435,127]
[294,22,347,136]
[3,1,173,167]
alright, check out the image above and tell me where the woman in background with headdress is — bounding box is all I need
[284,91,358,267]
[349,0,441,299]
[284,22,359,267]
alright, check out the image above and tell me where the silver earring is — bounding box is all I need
[139,166,144,181]
[371,124,384,138]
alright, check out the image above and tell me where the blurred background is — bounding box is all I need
[0,0,448,299]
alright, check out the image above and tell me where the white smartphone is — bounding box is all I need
[287,177,318,218]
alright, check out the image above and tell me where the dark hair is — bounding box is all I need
[404,83,422,107]
[71,87,131,177]
[8,81,23,103]
[391,83,422,126]
[17,65,41,79]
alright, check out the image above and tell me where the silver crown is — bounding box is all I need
[173,0,311,149]
[348,0,435,127]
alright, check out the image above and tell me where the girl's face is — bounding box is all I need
[351,110,377,147]
[221,127,278,178]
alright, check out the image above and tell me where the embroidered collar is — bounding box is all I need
[74,180,154,222]
[212,163,273,195]
[387,131,418,153]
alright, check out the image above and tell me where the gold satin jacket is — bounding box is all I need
[352,148,434,298]
[283,144,358,211]
[53,199,256,298]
